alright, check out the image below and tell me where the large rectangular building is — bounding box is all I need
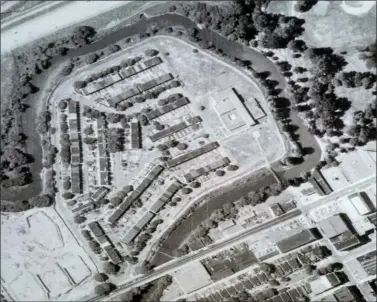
[211,88,256,132]
[123,211,156,244]
[276,228,319,253]
[167,142,219,168]
[107,87,140,107]
[348,192,375,215]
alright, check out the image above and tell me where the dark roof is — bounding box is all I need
[137,73,173,92]
[91,186,109,202]
[107,87,140,107]
[167,142,219,168]
[88,221,105,237]
[146,97,190,120]
[131,121,141,149]
[276,228,319,253]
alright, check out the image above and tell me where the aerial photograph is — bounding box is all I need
[0,0,376,301]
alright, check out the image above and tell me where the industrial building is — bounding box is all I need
[145,97,190,120]
[167,142,219,168]
[276,228,320,253]
[318,214,360,251]
[184,157,230,182]
[348,192,375,215]
[310,273,342,296]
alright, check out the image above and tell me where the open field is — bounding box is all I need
[1,208,97,301]
[267,1,376,50]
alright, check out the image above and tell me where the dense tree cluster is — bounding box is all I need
[36,111,51,134]
[29,194,53,207]
[294,0,318,12]
[359,41,376,69]
[94,283,116,296]
[333,71,376,89]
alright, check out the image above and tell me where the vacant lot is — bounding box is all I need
[1,208,97,301]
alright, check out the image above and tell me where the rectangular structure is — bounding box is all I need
[131,120,141,149]
[167,142,219,168]
[108,165,164,224]
[107,87,140,107]
[68,101,79,115]
[123,212,155,244]
[348,192,374,215]
[82,73,122,95]
[90,186,109,203]
[150,180,182,213]
[145,97,190,120]
[137,73,173,92]
[103,245,123,264]
[276,228,319,253]
[71,165,82,194]
[88,221,105,237]
[184,157,230,182]
[318,215,349,239]
[149,116,202,142]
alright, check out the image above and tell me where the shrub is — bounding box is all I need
[62,192,75,200]
[74,215,86,224]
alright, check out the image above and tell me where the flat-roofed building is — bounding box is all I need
[318,214,360,251]
[103,245,123,264]
[310,273,342,296]
[71,165,82,194]
[348,192,375,215]
[211,88,256,132]
[145,97,190,120]
[68,101,79,115]
[137,73,173,92]
[276,228,320,253]
[69,119,79,132]
[149,180,182,213]
[130,119,141,149]
[148,116,202,142]
[167,142,219,168]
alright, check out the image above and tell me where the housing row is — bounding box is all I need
[81,56,163,95]
[88,221,123,264]
[148,116,202,143]
[67,101,83,194]
[145,96,190,120]
[184,157,230,182]
[71,187,110,216]
[167,142,219,168]
[108,165,164,224]
[124,180,182,244]
[105,73,173,108]
[97,118,111,186]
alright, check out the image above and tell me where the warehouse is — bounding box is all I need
[148,116,202,142]
[318,214,360,251]
[146,97,190,120]
[348,192,375,215]
[184,157,230,182]
[167,142,219,168]
[276,228,320,253]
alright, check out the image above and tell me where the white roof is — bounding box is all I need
[174,261,213,294]
[310,276,335,295]
[349,193,372,215]
[318,215,348,238]
[218,220,235,231]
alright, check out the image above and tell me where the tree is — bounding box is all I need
[83,126,94,135]
[72,25,96,45]
[288,39,307,52]
[29,194,53,207]
[181,187,192,195]
[93,273,108,282]
[74,81,86,89]
[103,262,119,275]
[58,99,68,110]
[74,215,86,224]
[61,63,74,75]
[110,197,122,207]
[81,230,92,240]
[94,283,115,296]
[62,192,75,200]
[176,143,188,150]
[215,170,225,176]
[260,262,275,275]
[145,49,159,57]
[227,165,239,171]
[294,0,318,12]
[189,181,200,188]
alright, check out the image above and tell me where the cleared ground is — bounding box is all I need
[0,208,97,301]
